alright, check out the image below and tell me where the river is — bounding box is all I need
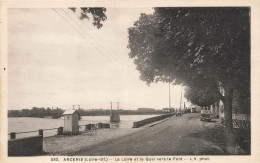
[8,114,161,139]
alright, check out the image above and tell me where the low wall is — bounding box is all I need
[133,113,174,128]
[8,135,43,156]
[79,123,111,131]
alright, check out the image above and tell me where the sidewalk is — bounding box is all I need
[43,127,144,155]
[43,116,174,155]
[208,117,250,155]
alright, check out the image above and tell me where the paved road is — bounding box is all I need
[73,113,227,155]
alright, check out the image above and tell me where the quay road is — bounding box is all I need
[73,113,227,155]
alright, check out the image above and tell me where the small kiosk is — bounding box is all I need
[62,109,79,134]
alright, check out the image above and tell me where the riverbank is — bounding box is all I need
[43,128,143,155]
[43,116,172,155]
[9,114,163,139]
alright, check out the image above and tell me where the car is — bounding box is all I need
[176,112,182,117]
[200,110,211,121]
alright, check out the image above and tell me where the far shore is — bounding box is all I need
[8,113,166,118]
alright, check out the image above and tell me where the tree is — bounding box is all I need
[184,86,219,109]
[46,107,52,116]
[10,110,20,117]
[128,8,250,153]
[21,109,30,117]
[69,7,107,29]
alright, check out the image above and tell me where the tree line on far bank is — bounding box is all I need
[8,107,64,118]
[8,107,167,118]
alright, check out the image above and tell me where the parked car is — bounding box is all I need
[200,110,211,121]
[187,109,191,113]
[176,112,182,117]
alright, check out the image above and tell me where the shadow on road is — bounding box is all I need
[188,123,228,155]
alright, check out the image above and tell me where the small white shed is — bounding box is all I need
[62,109,79,134]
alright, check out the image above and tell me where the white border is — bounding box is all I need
[1,0,260,163]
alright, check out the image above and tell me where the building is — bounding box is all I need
[137,108,155,112]
[62,109,80,134]
[188,105,202,113]
[162,108,175,113]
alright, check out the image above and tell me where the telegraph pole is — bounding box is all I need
[180,86,183,111]
[117,102,119,110]
[169,82,171,109]
[110,102,113,110]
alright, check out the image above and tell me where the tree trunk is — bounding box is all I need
[215,101,219,118]
[223,84,236,154]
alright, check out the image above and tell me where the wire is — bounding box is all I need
[53,8,86,39]
[61,8,138,80]
[63,8,134,68]
[53,8,140,82]
[54,8,119,64]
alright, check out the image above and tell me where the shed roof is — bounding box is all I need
[62,109,78,115]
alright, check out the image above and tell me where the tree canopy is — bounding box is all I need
[184,86,219,109]
[128,8,250,98]
[128,7,250,139]
[69,7,107,29]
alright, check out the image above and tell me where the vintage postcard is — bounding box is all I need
[1,0,260,163]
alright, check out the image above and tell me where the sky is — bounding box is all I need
[8,8,190,110]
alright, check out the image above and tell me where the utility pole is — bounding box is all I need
[180,86,183,111]
[78,105,80,109]
[117,102,119,110]
[110,102,113,110]
[73,105,74,110]
[169,82,171,109]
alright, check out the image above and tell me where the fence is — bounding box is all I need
[8,122,110,156]
[8,128,60,139]
[8,122,111,139]
[232,113,250,154]
[232,113,250,129]
[133,113,174,128]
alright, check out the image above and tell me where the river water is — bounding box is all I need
[8,114,161,139]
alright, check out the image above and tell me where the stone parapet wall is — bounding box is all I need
[8,135,43,156]
[133,114,173,128]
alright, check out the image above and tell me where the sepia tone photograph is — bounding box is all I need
[2,3,256,160]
